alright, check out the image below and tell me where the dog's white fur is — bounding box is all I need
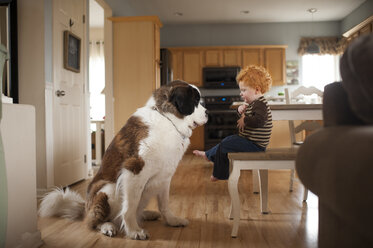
[40,83,208,240]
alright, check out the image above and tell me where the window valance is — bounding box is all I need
[298,37,346,55]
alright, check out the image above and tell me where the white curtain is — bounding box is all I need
[89,40,105,124]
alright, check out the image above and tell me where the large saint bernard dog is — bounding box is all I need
[39,80,208,240]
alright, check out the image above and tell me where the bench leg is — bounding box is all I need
[252,169,260,194]
[259,169,269,214]
[303,186,308,202]
[289,169,295,192]
[228,162,241,238]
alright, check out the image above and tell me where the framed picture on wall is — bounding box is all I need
[63,30,81,73]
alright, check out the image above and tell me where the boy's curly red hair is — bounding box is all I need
[236,65,272,94]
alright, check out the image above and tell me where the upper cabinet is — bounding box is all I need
[205,49,222,66]
[168,45,287,87]
[223,49,242,66]
[183,50,203,87]
[110,16,162,133]
[242,48,261,67]
[263,48,286,86]
[171,50,183,81]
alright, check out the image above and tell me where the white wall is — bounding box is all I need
[18,0,47,190]
[90,27,104,41]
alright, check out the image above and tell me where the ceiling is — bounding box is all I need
[90,0,366,27]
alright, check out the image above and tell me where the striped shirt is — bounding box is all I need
[238,96,273,148]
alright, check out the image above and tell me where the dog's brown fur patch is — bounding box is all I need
[123,157,145,175]
[153,80,190,118]
[85,192,110,229]
[85,179,110,210]
[87,116,149,197]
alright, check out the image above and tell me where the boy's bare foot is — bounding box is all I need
[210,175,218,182]
[193,150,209,161]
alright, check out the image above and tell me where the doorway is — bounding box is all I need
[89,0,105,168]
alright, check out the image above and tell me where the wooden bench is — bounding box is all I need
[227,147,306,237]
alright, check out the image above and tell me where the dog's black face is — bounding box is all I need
[169,83,200,116]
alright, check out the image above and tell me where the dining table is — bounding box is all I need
[231,102,323,121]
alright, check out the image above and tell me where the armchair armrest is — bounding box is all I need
[296,126,373,243]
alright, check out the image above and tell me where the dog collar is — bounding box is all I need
[152,106,187,141]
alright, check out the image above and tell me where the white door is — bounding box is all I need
[53,0,87,187]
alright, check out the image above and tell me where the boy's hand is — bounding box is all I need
[237,104,247,114]
[237,115,245,132]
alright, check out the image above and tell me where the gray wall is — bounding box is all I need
[104,0,372,60]
[104,0,372,93]
[341,0,373,34]
[160,21,340,61]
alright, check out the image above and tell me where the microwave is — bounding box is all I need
[202,66,240,89]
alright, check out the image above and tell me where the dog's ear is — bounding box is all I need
[170,86,199,116]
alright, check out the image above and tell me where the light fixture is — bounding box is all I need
[306,8,320,54]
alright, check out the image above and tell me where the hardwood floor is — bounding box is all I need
[38,155,318,248]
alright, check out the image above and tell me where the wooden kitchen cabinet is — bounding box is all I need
[170,49,203,86]
[223,49,242,66]
[242,48,262,67]
[171,50,183,80]
[205,48,242,67]
[110,16,162,133]
[263,48,286,86]
[242,48,285,86]
[205,49,222,66]
[183,50,203,87]
[169,45,286,87]
[188,126,204,152]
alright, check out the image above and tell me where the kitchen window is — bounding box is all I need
[302,54,341,90]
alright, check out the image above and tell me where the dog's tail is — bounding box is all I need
[39,187,85,220]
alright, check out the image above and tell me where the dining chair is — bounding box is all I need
[285,87,323,199]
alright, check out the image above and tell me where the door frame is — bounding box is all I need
[94,0,114,149]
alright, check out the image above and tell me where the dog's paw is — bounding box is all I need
[99,222,117,237]
[142,210,161,221]
[127,228,149,240]
[166,216,189,227]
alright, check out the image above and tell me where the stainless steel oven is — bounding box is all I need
[204,95,241,150]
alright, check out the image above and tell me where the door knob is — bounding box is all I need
[56,90,66,97]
